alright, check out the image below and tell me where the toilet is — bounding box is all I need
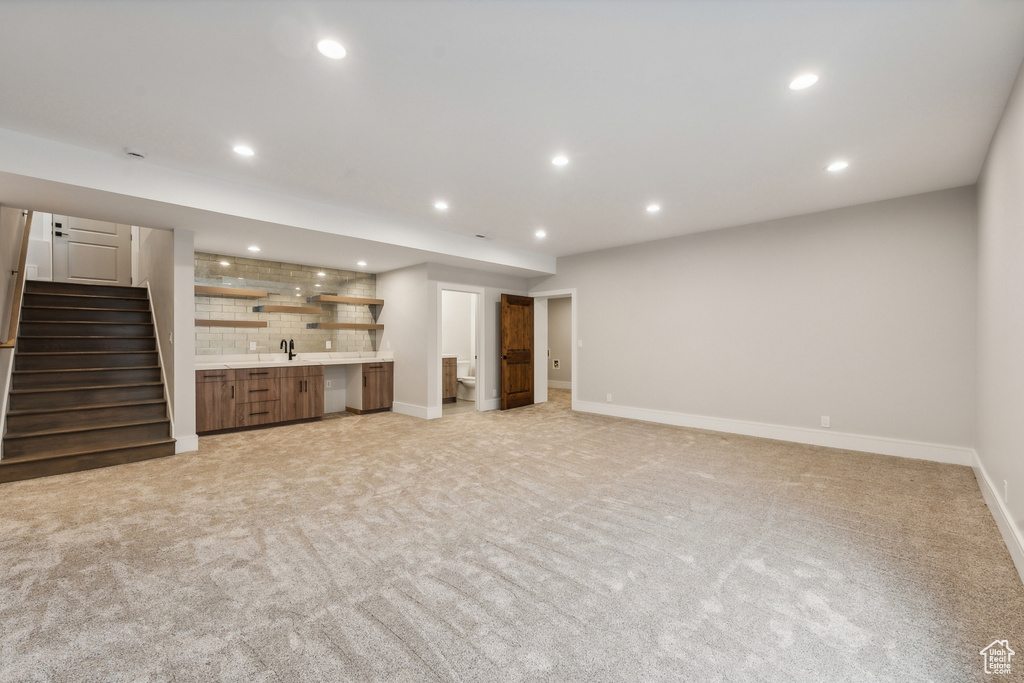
[456,359,476,401]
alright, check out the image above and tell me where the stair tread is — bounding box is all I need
[4,417,171,440]
[7,398,167,417]
[17,350,155,355]
[13,365,160,375]
[24,289,147,298]
[17,335,156,339]
[0,439,175,465]
[22,305,149,311]
[9,381,164,394]
[22,321,154,327]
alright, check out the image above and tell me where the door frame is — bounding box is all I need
[529,288,577,411]
[434,282,486,416]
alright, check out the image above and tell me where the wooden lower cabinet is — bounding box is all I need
[346,361,394,414]
[196,365,324,434]
[195,371,235,433]
[280,366,324,422]
[442,357,457,403]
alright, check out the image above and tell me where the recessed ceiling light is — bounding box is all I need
[233,144,255,157]
[646,204,661,214]
[827,160,849,172]
[317,39,347,60]
[789,73,819,91]
[247,245,260,252]
[434,200,449,211]
[315,283,322,287]
[552,154,569,167]
[357,260,367,267]
[317,272,326,277]
[296,293,302,297]
[535,228,546,239]
[219,260,230,266]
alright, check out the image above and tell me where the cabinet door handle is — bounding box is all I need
[363,376,367,387]
[250,411,269,416]
[251,388,268,394]
[304,380,308,392]
[231,386,234,399]
[298,380,302,393]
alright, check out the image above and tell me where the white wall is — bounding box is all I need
[138,226,197,453]
[547,297,572,388]
[976,57,1024,579]
[532,187,977,461]
[441,290,476,370]
[378,264,430,418]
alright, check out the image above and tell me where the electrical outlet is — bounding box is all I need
[326,380,332,388]
[249,341,257,351]
[821,416,830,428]
[492,389,497,398]
[552,359,560,369]
[326,340,331,349]
[606,393,612,402]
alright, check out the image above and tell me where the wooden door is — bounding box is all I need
[52,215,132,285]
[500,294,534,410]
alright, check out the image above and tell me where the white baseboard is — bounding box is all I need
[548,380,572,390]
[973,454,1024,586]
[393,402,441,420]
[174,434,199,454]
[573,400,975,466]
[480,398,499,411]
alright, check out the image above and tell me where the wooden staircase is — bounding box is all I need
[1,280,175,483]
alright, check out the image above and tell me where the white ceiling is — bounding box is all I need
[0,0,1022,274]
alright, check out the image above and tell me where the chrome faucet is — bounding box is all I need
[280,338,295,361]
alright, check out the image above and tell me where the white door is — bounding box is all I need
[52,215,131,285]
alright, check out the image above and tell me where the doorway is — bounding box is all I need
[529,289,577,409]
[23,212,137,286]
[440,288,482,416]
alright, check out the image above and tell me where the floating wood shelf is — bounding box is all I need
[195,285,268,298]
[252,305,322,314]
[306,322,384,331]
[196,319,268,328]
[307,295,384,306]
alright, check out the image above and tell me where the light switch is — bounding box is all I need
[249,341,257,351]
[326,340,332,349]
[577,339,583,348]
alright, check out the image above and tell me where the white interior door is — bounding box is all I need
[52,215,132,285]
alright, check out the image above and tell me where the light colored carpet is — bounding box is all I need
[1,389,1021,682]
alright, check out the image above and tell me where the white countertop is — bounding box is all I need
[195,352,394,370]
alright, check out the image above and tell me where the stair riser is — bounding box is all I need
[3,422,171,459]
[6,402,168,434]
[22,294,149,311]
[17,337,157,353]
[12,367,162,390]
[19,322,153,337]
[25,282,148,299]
[9,384,165,411]
[0,442,175,484]
[21,307,152,323]
[15,352,159,371]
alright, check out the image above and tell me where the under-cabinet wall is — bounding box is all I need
[194,253,378,355]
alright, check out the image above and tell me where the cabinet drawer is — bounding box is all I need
[279,364,322,378]
[236,378,281,402]
[196,369,234,383]
[236,366,281,381]
[235,400,280,426]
